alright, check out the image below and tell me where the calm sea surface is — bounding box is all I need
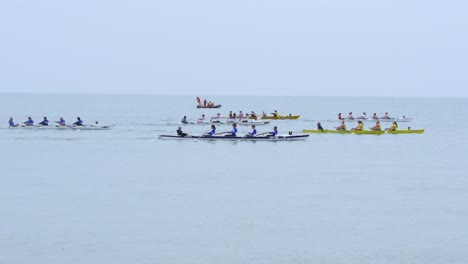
[1,94,467,264]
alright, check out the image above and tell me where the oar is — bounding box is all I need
[237,133,250,142]
[56,121,77,130]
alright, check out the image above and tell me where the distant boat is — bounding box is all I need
[196,96,221,108]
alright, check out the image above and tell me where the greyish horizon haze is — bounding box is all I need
[1,0,467,97]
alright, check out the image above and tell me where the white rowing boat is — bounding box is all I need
[4,124,115,130]
[159,134,309,141]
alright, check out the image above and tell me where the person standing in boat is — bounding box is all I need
[177,126,188,137]
[226,123,237,136]
[73,117,83,126]
[369,121,382,131]
[317,122,324,132]
[385,121,398,131]
[351,120,364,131]
[24,117,34,126]
[335,120,346,130]
[248,125,257,137]
[203,98,207,107]
[8,117,18,127]
[181,116,188,124]
[38,117,49,126]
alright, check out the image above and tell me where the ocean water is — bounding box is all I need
[0,94,467,264]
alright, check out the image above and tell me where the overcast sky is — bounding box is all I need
[1,0,467,97]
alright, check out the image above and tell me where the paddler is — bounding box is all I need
[181,116,188,124]
[380,112,390,119]
[8,117,18,127]
[225,123,237,136]
[317,122,324,132]
[338,113,342,120]
[38,116,49,126]
[206,125,216,136]
[386,121,398,131]
[58,117,66,126]
[248,125,257,136]
[335,120,346,130]
[197,114,205,123]
[24,117,34,126]
[346,112,354,120]
[369,121,382,131]
[351,120,364,131]
[269,126,278,137]
[73,117,83,126]
[177,126,188,137]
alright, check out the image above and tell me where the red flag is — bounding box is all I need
[196,97,201,103]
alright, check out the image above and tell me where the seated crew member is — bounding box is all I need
[335,120,346,130]
[357,112,367,119]
[226,123,237,136]
[386,121,398,131]
[177,126,188,137]
[73,117,83,126]
[338,113,342,120]
[269,126,278,137]
[346,112,354,120]
[58,117,66,126]
[380,112,390,119]
[181,116,188,124]
[8,117,18,127]
[317,122,324,132]
[369,121,382,131]
[24,117,34,126]
[197,114,205,123]
[248,125,257,136]
[38,117,49,126]
[206,125,216,136]
[352,120,364,131]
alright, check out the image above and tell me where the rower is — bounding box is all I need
[8,117,18,127]
[372,113,378,120]
[181,116,188,124]
[317,122,324,132]
[269,126,278,137]
[248,125,257,137]
[238,111,244,120]
[261,111,267,118]
[177,126,188,137]
[251,111,257,120]
[369,121,382,131]
[38,117,49,126]
[357,112,367,119]
[380,112,390,119]
[335,120,346,130]
[271,110,278,117]
[338,113,342,120]
[241,113,249,122]
[24,117,34,126]
[73,117,83,126]
[197,114,205,123]
[386,121,398,131]
[346,112,354,120]
[206,125,216,136]
[58,117,66,126]
[226,123,237,136]
[211,113,222,123]
[351,120,364,131]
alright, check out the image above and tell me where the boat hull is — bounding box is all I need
[302,129,424,134]
[159,134,309,141]
[5,124,115,130]
[196,104,221,109]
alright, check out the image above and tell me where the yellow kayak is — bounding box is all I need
[302,129,424,134]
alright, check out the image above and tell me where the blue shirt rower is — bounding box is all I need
[227,123,237,136]
[24,117,34,126]
[269,126,278,137]
[8,118,18,127]
[248,125,257,136]
[58,117,66,126]
[207,125,216,135]
[38,117,49,126]
[73,117,83,126]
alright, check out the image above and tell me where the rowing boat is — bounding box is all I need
[5,124,115,130]
[251,115,300,120]
[159,134,309,141]
[337,117,413,122]
[302,129,424,134]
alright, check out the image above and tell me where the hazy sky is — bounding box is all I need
[1,0,467,97]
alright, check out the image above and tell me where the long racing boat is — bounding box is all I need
[5,124,115,130]
[302,129,424,135]
[251,115,300,120]
[159,134,309,141]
